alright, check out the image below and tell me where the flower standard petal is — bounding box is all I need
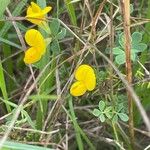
[75,64,94,81]
[70,81,86,96]
[24,47,42,64]
[25,29,46,55]
[26,2,52,25]
[30,2,41,12]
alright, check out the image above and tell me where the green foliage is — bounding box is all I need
[2,140,53,150]
[92,99,129,123]
[0,60,11,112]
[113,32,147,65]
[0,0,10,19]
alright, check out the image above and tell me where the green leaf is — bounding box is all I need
[104,106,113,113]
[132,32,142,43]
[93,109,101,117]
[0,0,28,37]
[0,60,11,112]
[56,28,67,40]
[2,140,53,150]
[64,0,77,26]
[113,47,124,55]
[119,32,125,48]
[51,39,60,54]
[105,112,113,119]
[99,114,105,122]
[112,114,118,123]
[132,43,147,52]
[98,100,105,111]
[22,110,35,129]
[131,51,137,62]
[118,113,129,122]
[0,0,10,19]
[50,19,60,35]
[115,54,126,65]
[0,37,22,49]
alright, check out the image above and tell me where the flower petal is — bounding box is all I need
[84,70,96,91]
[25,29,46,55]
[70,81,86,96]
[26,2,43,25]
[24,47,42,64]
[26,2,52,25]
[30,2,41,13]
[42,6,52,14]
[75,64,96,91]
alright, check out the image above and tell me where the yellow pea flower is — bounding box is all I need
[26,2,52,25]
[24,29,46,64]
[70,65,96,96]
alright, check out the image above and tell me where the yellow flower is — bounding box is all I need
[24,29,46,64]
[26,2,52,25]
[70,65,96,96]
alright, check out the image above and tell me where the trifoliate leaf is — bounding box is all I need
[118,113,129,122]
[93,109,101,117]
[98,100,106,111]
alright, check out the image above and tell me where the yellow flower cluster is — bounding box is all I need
[70,65,96,96]
[23,3,96,97]
[24,2,52,64]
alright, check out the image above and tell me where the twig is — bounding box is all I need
[120,0,135,148]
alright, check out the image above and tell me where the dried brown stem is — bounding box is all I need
[120,0,135,149]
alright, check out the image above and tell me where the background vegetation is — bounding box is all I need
[0,0,150,149]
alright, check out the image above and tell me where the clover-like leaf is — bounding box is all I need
[99,100,106,111]
[93,109,101,117]
[113,47,124,55]
[132,32,142,44]
[99,114,106,122]
[118,113,129,122]
[132,43,147,53]
[116,103,124,112]
[115,53,126,65]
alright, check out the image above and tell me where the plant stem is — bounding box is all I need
[112,122,119,142]
[68,97,84,150]
[120,0,135,149]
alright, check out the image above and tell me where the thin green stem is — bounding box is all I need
[68,97,84,150]
[112,122,119,142]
